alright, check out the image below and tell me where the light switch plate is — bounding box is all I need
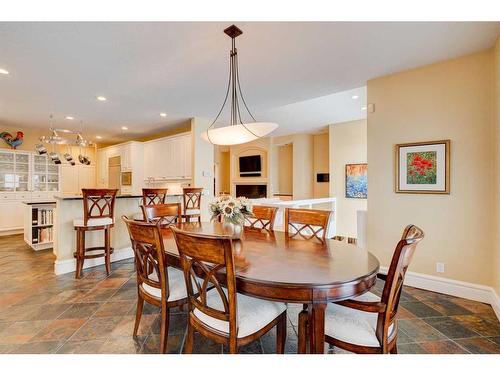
[436,262,445,273]
[202,170,212,177]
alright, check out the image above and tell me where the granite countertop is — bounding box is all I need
[54,194,183,200]
[22,201,57,205]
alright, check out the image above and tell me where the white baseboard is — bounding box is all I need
[379,266,500,321]
[54,246,134,275]
[0,228,23,236]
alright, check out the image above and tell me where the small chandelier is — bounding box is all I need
[201,25,278,146]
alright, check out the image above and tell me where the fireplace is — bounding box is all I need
[235,184,267,199]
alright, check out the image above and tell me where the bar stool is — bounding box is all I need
[181,187,203,223]
[132,188,168,220]
[73,189,118,279]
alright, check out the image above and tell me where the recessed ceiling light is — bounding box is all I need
[361,106,367,111]
[96,135,102,139]
[160,113,167,117]
[65,116,74,120]
[0,68,9,75]
[121,126,128,130]
[352,95,359,100]
[96,96,107,101]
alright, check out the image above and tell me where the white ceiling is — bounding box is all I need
[0,22,499,142]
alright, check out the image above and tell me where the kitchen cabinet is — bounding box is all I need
[96,141,144,195]
[97,148,108,187]
[60,164,96,195]
[143,133,192,181]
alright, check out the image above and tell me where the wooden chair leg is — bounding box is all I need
[75,230,84,279]
[298,309,308,354]
[229,337,238,354]
[104,227,111,275]
[184,322,194,354]
[159,305,170,354]
[133,294,144,337]
[390,343,398,354]
[276,312,287,354]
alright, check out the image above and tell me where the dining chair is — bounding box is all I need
[182,187,203,223]
[170,226,287,354]
[244,205,278,230]
[301,224,425,354]
[142,203,182,227]
[122,216,188,353]
[132,188,168,220]
[284,207,332,241]
[73,189,118,279]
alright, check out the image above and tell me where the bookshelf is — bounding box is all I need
[23,202,56,251]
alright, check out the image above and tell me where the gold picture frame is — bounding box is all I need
[395,140,450,194]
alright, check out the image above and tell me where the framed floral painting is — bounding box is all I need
[345,163,367,198]
[395,140,450,194]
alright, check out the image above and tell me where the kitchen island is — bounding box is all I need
[53,193,182,275]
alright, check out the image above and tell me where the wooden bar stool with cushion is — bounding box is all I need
[123,217,188,353]
[182,187,203,223]
[73,189,118,279]
[301,225,425,354]
[142,203,182,227]
[132,188,168,221]
[284,207,332,241]
[170,226,287,354]
[244,205,278,230]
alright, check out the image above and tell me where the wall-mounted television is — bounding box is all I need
[239,155,262,177]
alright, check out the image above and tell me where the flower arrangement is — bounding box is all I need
[209,195,252,225]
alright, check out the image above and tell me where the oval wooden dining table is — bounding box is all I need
[161,222,380,354]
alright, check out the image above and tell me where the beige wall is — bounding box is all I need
[272,133,314,200]
[218,150,230,194]
[191,117,215,220]
[367,50,494,286]
[494,37,500,296]
[278,144,293,195]
[329,120,367,237]
[313,133,330,198]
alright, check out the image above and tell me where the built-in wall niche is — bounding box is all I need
[233,147,268,180]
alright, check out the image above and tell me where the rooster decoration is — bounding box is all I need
[0,131,24,149]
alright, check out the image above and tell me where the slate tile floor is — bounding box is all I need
[0,234,499,354]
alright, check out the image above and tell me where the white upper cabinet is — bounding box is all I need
[142,133,192,180]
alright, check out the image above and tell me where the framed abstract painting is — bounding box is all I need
[345,163,367,198]
[395,140,450,194]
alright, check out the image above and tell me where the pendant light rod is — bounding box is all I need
[202,25,278,146]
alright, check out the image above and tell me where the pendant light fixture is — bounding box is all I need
[201,25,278,146]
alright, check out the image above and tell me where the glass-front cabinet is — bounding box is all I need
[0,151,30,192]
[0,150,59,193]
[33,154,60,192]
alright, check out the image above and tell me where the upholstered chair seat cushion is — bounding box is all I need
[325,291,394,347]
[73,217,113,227]
[185,208,201,215]
[141,267,188,302]
[193,288,286,338]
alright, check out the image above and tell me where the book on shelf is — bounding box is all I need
[33,208,54,226]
